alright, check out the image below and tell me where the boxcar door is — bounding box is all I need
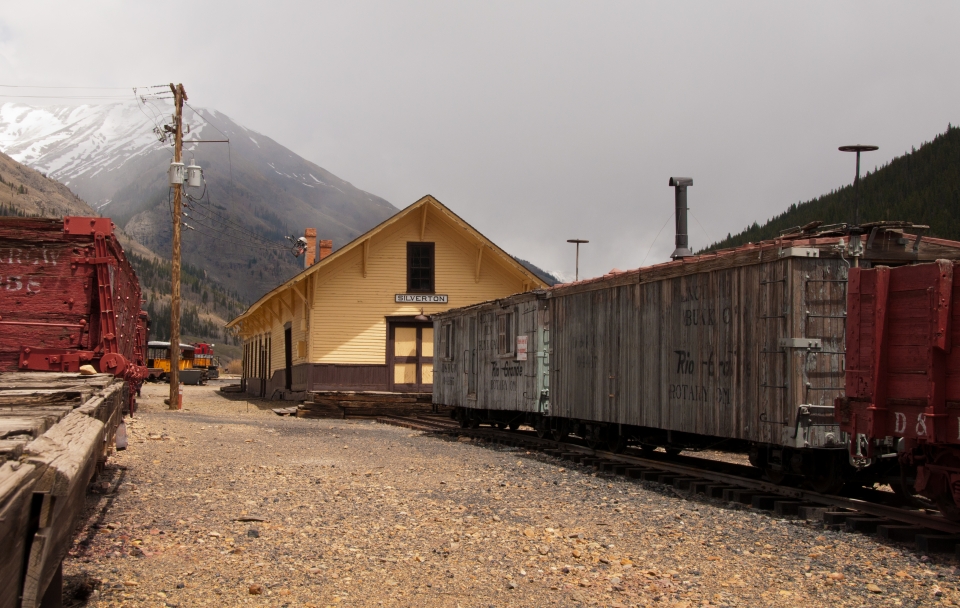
[467,316,478,397]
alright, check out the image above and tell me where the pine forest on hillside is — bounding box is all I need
[705,125,960,251]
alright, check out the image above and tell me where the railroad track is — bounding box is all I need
[377,415,960,555]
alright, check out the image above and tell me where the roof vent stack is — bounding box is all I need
[669,177,694,259]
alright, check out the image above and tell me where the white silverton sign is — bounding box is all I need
[395,294,448,303]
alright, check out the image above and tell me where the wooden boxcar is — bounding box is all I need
[0,217,148,409]
[434,223,960,491]
[837,259,960,517]
[433,291,549,422]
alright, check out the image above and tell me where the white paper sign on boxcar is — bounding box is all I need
[516,335,528,361]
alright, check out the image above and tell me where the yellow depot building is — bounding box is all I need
[227,195,548,397]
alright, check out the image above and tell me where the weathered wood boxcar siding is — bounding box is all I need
[433,295,545,413]
[784,257,848,446]
[550,256,847,447]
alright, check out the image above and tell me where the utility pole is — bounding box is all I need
[566,239,588,282]
[169,83,187,410]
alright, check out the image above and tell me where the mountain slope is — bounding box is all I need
[0,102,397,300]
[0,149,245,348]
[706,125,960,251]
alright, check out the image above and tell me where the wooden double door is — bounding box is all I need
[388,322,434,392]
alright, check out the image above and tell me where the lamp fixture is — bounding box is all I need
[414,308,429,322]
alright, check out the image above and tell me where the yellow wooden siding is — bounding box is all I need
[309,211,526,364]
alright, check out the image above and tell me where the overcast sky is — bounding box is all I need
[2,2,958,280]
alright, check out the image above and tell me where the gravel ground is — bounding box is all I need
[61,382,960,607]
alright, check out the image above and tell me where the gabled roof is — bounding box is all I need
[227,195,547,329]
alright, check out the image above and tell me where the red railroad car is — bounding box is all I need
[0,216,148,410]
[836,259,960,517]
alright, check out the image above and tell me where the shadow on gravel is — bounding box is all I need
[62,463,128,606]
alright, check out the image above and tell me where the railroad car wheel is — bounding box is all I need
[937,494,960,522]
[764,468,789,485]
[535,419,549,439]
[665,447,682,457]
[585,426,604,450]
[640,444,656,455]
[607,433,627,454]
[550,422,568,443]
[508,421,521,431]
[496,422,507,430]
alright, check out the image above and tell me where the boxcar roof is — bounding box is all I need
[435,221,960,316]
[147,341,196,350]
[549,223,960,298]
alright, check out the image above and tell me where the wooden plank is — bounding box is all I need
[0,461,40,608]
[0,438,27,461]
[0,418,50,440]
[20,411,105,608]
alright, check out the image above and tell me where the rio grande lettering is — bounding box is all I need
[491,362,524,377]
[674,351,734,377]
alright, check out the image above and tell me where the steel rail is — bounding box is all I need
[379,416,960,536]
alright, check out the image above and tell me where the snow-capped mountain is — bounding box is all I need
[0,103,172,199]
[0,102,397,300]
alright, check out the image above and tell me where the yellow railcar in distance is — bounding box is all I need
[147,341,196,381]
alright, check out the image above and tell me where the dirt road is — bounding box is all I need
[61,382,959,607]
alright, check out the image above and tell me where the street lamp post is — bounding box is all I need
[839,144,878,227]
[567,239,588,282]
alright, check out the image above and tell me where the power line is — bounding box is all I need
[0,84,165,90]
[167,184,294,254]
[182,101,233,180]
[185,188,290,250]
[640,211,674,267]
[0,94,133,99]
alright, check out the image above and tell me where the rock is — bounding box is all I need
[866,583,883,593]
[827,572,844,580]
[523,528,535,537]
[507,582,518,590]
[572,549,582,558]
[79,365,97,375]
[247,529,260,538]
[248,584,263,595]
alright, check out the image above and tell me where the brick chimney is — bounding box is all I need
[303,228,317,268]
[318,239,333,262]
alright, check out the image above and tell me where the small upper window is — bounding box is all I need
[441,323,454,360]
[407,242,435,293]
[497,313,514,355]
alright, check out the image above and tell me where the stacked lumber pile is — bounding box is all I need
[0,373,126,608]
[297,391,436,419]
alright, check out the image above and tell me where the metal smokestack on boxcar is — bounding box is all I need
[669,177,694,259]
